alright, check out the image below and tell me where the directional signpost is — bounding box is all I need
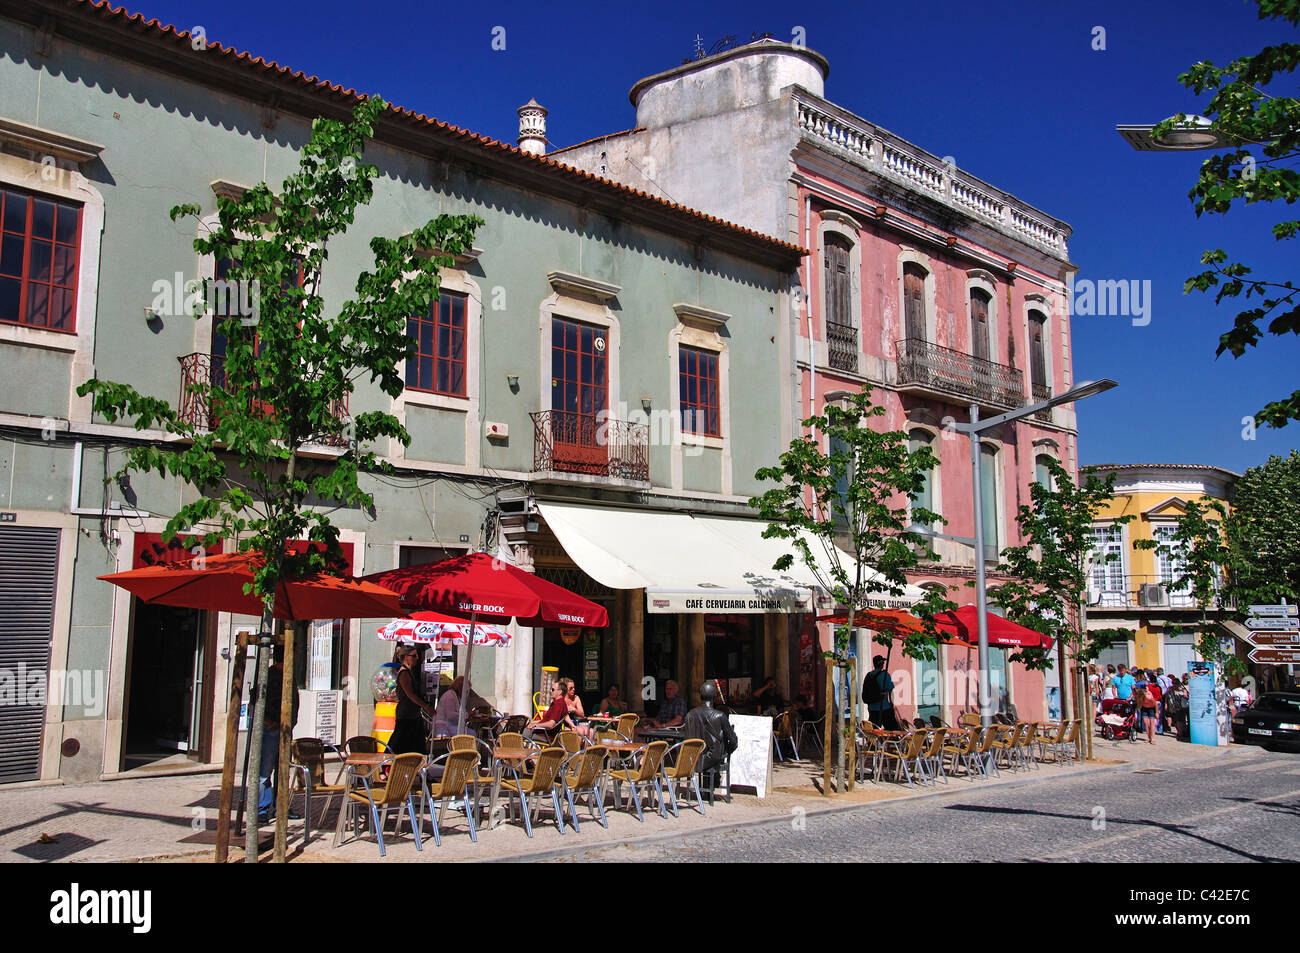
[1244,605,1300,664]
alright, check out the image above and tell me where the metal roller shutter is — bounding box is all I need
[0,526,60,782]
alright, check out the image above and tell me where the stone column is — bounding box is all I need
[625,588,645,714]
[686,614,706,707]
[771,613,790,703]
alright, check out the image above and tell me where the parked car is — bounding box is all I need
[1231,693,1300,751]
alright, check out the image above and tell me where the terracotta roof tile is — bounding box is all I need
[53,1,805,261]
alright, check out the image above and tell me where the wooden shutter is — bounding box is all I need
[970,290,990,361]
[904,265,927,342]
[0,526,60,782]
[1029,311,1047,390]
[824,235,852,328]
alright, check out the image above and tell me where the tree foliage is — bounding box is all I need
[78,97,482,597]
[1158,0,1300,426]
[994,458,1133,672]
[1224,449,1300,603]
[750,391,954,658]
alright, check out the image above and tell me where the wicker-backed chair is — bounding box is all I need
[608,740,669,821]
[942,726,984,780]
[555,730,584,756]
[499,747,568,838]
[344,735,387,755]
[973,725,1000,778]
[290,737,347,845]
[497,732,527,750]
[921,727,948,784]
[336,752,425,857]
[855,721,883,782]
[560,745,610,830]
[877,730,928,789]
[495,715,530,739]
[1062,719,1082,763]
[992,723,1025,771]
[797,710,825,757]
[419,749,479,846]
[1019,723,1041,770]
[1036,721,1068,763]
[661,739,707,817]
[958,712,981,729]
[614,713,640,741]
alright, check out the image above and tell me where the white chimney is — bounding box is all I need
[517,98,548,155]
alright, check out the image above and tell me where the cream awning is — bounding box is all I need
[536,502,925,614]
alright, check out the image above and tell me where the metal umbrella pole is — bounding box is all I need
[456,611,478,736]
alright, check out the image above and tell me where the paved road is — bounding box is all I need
[559,748,1300,863]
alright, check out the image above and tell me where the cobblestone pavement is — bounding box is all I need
[554,746,1300,863]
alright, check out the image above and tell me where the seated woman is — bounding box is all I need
[598,683,627,717]
[561,677,594,740]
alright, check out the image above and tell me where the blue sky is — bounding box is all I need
[134,0,1298,473]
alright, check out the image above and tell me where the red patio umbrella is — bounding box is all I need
[99,551,404,620]
[362,552,609,733]
[934,604,1054,650]
[815,609,968,647]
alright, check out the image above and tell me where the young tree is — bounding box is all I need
[78,98,482,861]
[1135,498,1246,678]
[993,458,1133,756]
[750,391,951,793]
[1159,0,1300,427]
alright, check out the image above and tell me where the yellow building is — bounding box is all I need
[1081,464,1238,675]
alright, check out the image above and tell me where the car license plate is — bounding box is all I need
[1248,728,1272,736]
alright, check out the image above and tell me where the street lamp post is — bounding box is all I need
[954,378,1118,730]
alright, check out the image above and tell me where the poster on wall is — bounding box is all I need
[1187,661,1218,746]
[728,714,773,798]
[799,623,817,701]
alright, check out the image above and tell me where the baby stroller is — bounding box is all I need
[1096,698,1136,741]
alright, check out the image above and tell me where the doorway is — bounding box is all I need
[124,601,210,769]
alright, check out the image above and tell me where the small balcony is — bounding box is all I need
[1088,573,1233,612]
[1031,382,1052,422]
[825,320,859,374]
[894,339,1025,411]
[532,409,648,482]
[178,352,349,447]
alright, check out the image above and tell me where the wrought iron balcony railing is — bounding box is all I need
[178,352,349,446]
[1087,573,1233,612]
[894,339,1025,411]
[825,320,858,374]
[1031,382,1052,421]
[532,409,648,482]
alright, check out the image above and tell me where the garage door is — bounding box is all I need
[0,526,60,783]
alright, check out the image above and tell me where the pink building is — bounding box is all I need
[558,40,1077,722]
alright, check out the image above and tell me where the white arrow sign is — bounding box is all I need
[1247,604,1298,618]
[1245,616,1300,631]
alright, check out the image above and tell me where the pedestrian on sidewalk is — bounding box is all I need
[1102,664,1117,701]
[863,656,898,731]
[1136,674,1158,744]
[389,644,434,754]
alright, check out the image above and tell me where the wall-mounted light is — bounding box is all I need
[525,520,539,533]
[506,374,519,391]
[641,396,652,413]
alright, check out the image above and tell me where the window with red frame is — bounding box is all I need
[406,291,467,397]
[679,345,720,437]
[0,187,82,332]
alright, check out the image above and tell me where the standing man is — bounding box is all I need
[1113,664,1136,703]
[863,656,898,731]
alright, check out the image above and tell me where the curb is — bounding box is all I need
[471,747,1257,864]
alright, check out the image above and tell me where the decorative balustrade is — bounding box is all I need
[1031,382,1052,421]
[794,95,1068,257]
[1088,573,1232,612]
[825,319,859,374]
[532,409,649,482]
[894,339,1025,411]
[178,352,349,446]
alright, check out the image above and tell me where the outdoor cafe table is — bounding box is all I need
[486,746,536,830]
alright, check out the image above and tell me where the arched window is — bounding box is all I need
[1028,310,1049,401]
[823,233,856,372]
[1035,454,1056,490]
[970,288,991,362]
[903,263,927,343]
[979,444,1001,562]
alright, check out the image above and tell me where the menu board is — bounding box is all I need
[728,714,773,798]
